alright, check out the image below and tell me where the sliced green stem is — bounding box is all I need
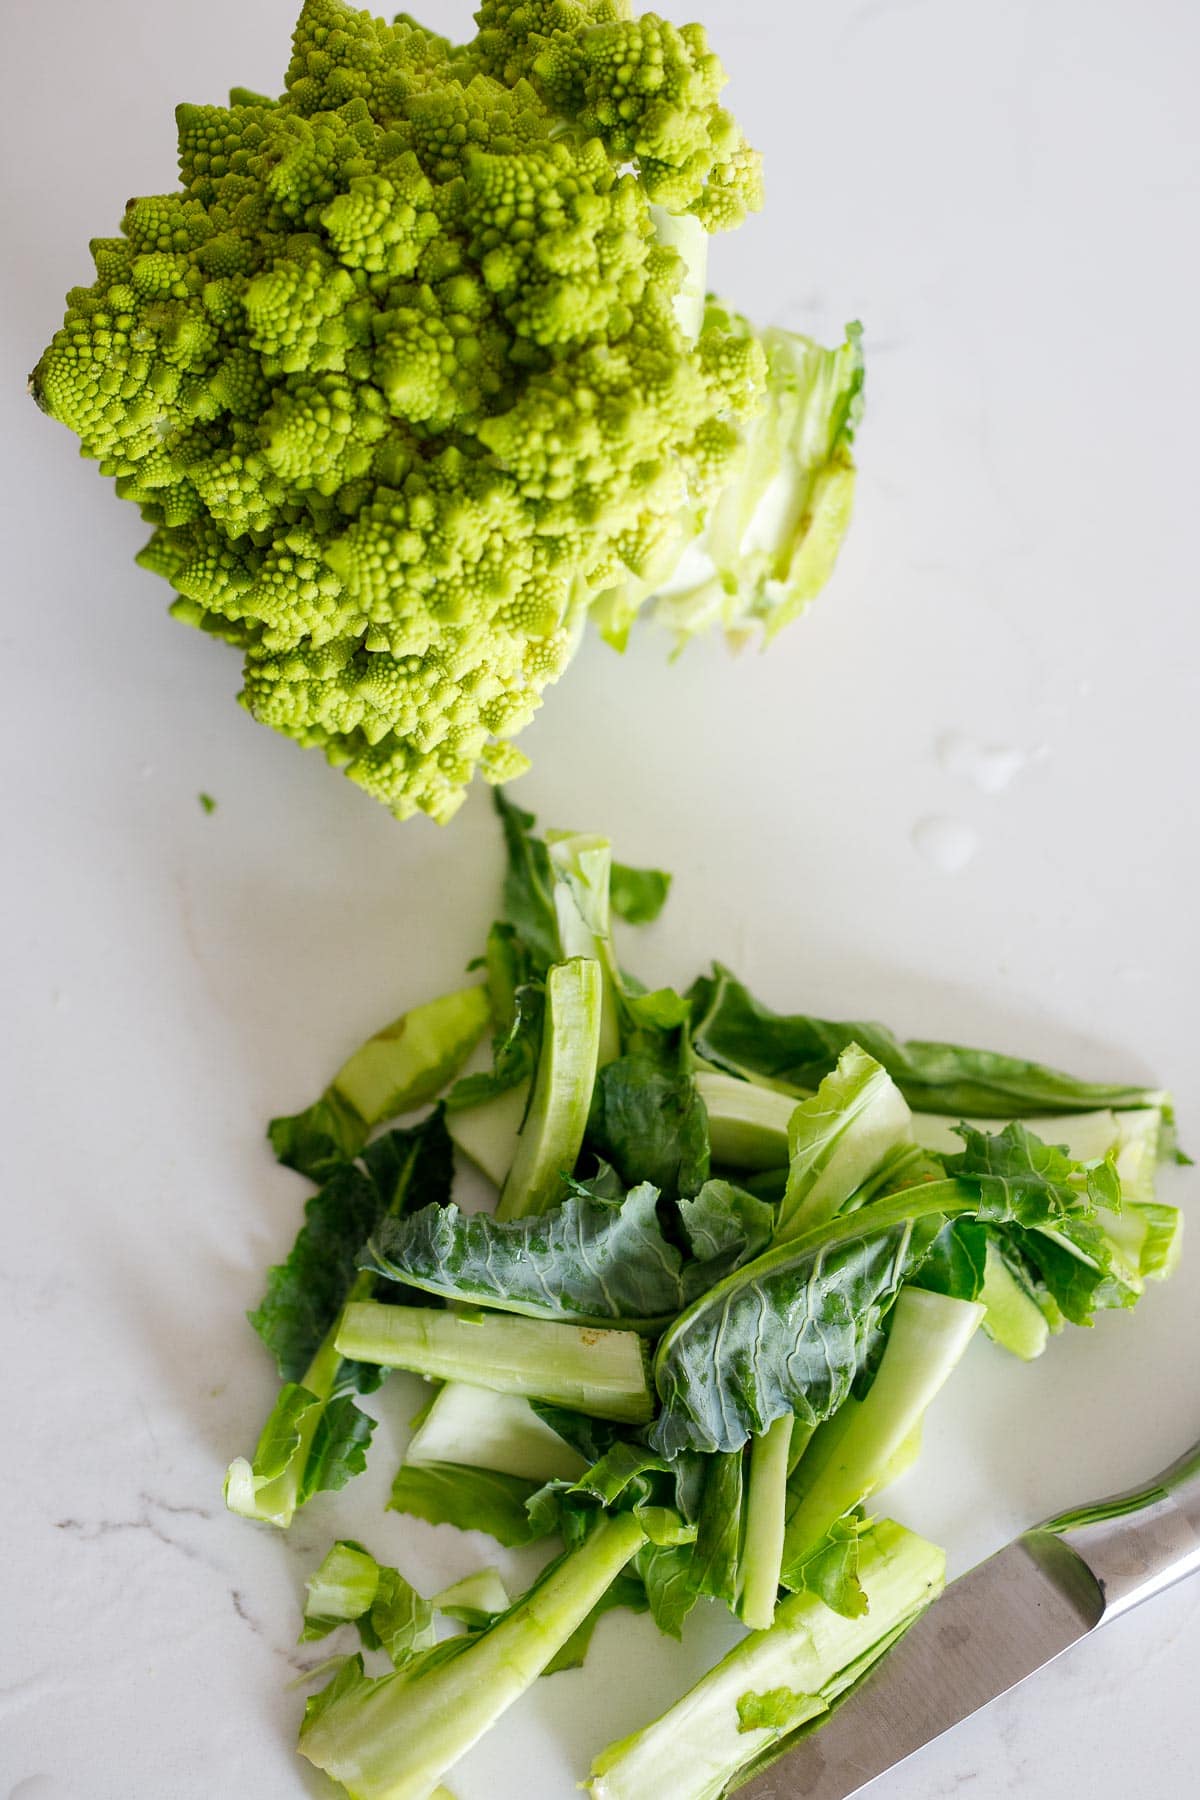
[695,1070,796,1170]
[301,1512,647,1800]
[546,832,622,1067]
[497,958,603,1221]
[588,1519,944,1800]
[405,1382,587,1483]
[786,1419,816,1476]
[331,986,491,1127]
[336,1302,653,1424]
[780,1287,983,1577]
[737,1414,795,1629]
[225,1268,375,1528]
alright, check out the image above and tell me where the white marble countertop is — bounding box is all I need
[3,1,1198,1796]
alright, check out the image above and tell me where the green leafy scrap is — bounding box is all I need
[781,1514,871,1619]
[736,1687,812,1734]
[365,1181,690,1330]
[677,1180,777,1277]
[226,1110,455,1526]
[610,863,672,926]
[388,1460,556,1549]
[652,1125,1102,1457]
[251,1110,454,1385]
[268,1090,369,1185]
[690,1450,745,1605]
[635,1542,700,1639]
[588,1054,711,1198]
[447,932,544,1112]
[690,965,1163,1117]
[494,791,560,976]
[301,1540,436,1667]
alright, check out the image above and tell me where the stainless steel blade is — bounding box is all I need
[734,1531,1106,1800]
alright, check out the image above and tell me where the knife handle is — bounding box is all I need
[1034,1437,1200,1623]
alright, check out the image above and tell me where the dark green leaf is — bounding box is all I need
[447,944,543,1112]
[365,1182,690,1330]
[572,1441,674,1509]
[527,1404,623,1466]
[250,1165,383,1385]
[588,1054,711,1199]
[690,1450,745,1605]
[388,1461,555,1547]
[298,1395,377,1503]
[652,1125,1105,1458]
[909,1219,988,1301]
[1007,1224,1136,1327]
[493,788,559,973]
[666,1447,711,1526]
[267,1089,367,1183]
[482,922,534,1034]
[635,1542,700,1639]
[689,965,1159,1117]
[361,1112,455,1218]
[945,1122,1089,1224]
[610,862,672,925]
[780,1514,870,1618]
[250,1109,454,1385]
[523,1479,595,1547]
[678,1180,777,1282]
[652,1216,925,1458]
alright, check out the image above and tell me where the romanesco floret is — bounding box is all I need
[33,0,859,822]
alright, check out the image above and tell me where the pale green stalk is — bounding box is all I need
[224,1267,374,1528]
[781,1288,983,1575]
[405,1382,587,1483]
[497,958,602,1221]
[336,1302,653,1424]
[737,1415,795,1629]
[589,1519,944,1800]
[301,1513,647,1800]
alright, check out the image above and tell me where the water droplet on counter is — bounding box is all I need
[911,816,978,875]
[937,731,1044,795]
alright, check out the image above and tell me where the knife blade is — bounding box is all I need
[733,1532,1102,1800]
[734,1437,1200,1800]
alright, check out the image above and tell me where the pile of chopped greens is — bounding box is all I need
[226,793,1183,1800]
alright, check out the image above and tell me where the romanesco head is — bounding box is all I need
[32,0,766,822]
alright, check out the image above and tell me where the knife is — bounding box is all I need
[735,1437,1200,1799]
